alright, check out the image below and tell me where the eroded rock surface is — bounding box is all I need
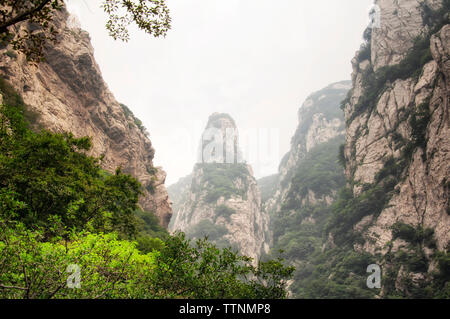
[169,113,270,261]
[0,8,172,227]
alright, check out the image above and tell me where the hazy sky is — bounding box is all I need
[66,0,373,185]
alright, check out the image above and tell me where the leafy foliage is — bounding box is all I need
[119,103,147,134]
[0,220,292,299]
[146,232,294,299]
[0,107,142,239]
[0,79,293,299]
[292,248,378,299]
[391,222,436,248]
[0,224,154,298]
[257,174,279,204]
[215,204,236,222]
[407,99,431,161]
[0,0,171,62]
[0,0,63,62]
[102,0,171,42]
[284,137,345,209]
[195,163,250,203]
[356,42,371,63]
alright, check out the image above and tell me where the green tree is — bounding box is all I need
[149,232,294,299]
[0,78,142,239]
[0,220,294,299]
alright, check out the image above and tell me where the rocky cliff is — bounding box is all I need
[343,0,449,251]
[261,82,350,296]
[265,0,449,298]
[334,0,449,297]
[0,7,172,227]
[167,173,192,229]
[169,113,270,261]
[264,81,351,215]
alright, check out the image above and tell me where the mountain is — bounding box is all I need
[0,7,172,227]
[268,0,449,298]
[261,81,350,296]
[263,81,350,213]
[169,113,270,261]
[336,0,449,297]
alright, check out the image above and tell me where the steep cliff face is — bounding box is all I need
[261,82,349,296]
[167,173,192,229]
[343,0,449,255]
[337,0,449,296]
[0,8,172,226]
[261,0,449,299]
[169,113,270,261]
[264,81,351,215]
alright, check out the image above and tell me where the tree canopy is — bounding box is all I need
[0,78,294,299]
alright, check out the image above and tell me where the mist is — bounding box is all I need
[66,0,374,185]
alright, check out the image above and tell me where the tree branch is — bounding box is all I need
[0,284,28,290]
[0,0,53,33]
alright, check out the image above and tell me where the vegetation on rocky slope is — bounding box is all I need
[280,2,450,298]
[0,78,294,299]
[195,163,250,203]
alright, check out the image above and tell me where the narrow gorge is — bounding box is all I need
[0,0,448,300]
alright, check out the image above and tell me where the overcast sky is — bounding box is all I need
[66,0,374,185]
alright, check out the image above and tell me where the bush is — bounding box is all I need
[391,222,436,248]
[119,103,146,133]
[392,222,418,243]
[134,208,168,240]
[215,205,236,221]
[409,99,431,161]
[357,42,371,62]
[286,137,345,208]
[197,163,249,203]
[0,78,146,239]
[0,225,158,299]
[338,144,346,168]
[375,156,405,183]
[136,235,165,253]
[326,185,388,246]
[0,224,294,299]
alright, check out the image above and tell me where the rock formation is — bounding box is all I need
[337,0,449,296]
[260,81,350,296]
[0,7,172,227]
[169,113,270,261]
[342,0,449,258]
[264,81,351,215]
[262,0,449,299]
